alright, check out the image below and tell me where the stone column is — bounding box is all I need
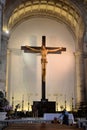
[0,1,2,50]
[84,32,87,102]
[84,53,87,101]
[0,0,7,97]
[5,49,9,99]
[0,0,6,50]
[0,32,9,96]
[75,51,85,108]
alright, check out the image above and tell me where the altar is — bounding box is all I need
[32,101,56,117]
[43,113,75,125]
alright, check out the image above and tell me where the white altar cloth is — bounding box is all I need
[43,113,74,124]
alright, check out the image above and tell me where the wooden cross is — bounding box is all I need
[21,36,66,101]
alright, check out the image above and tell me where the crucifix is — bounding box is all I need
[21,36,66,101]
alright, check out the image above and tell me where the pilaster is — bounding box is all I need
[0,32,9,95]
[74,51,85,108]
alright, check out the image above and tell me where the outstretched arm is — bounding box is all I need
[25,45,41,53]
[48,47,63,53]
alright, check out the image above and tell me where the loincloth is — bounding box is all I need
[41,59,48,63]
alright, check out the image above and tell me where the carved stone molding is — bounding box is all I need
[3,0,85,41]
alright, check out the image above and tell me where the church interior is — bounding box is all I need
[0,0,87,119]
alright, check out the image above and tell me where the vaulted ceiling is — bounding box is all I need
[4,0,87,14]
[3,0,87,41]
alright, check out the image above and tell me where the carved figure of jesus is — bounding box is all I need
[25,45,62,81]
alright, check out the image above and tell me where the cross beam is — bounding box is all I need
[21,36,66,101]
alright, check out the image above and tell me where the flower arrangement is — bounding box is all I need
[3,105,12,112]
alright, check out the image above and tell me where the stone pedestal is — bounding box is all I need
[32,100,56,117]
[0,112,7,120]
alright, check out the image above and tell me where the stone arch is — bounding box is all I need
[3,0,86,108]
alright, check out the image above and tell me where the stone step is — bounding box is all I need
[3,123,84,130]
